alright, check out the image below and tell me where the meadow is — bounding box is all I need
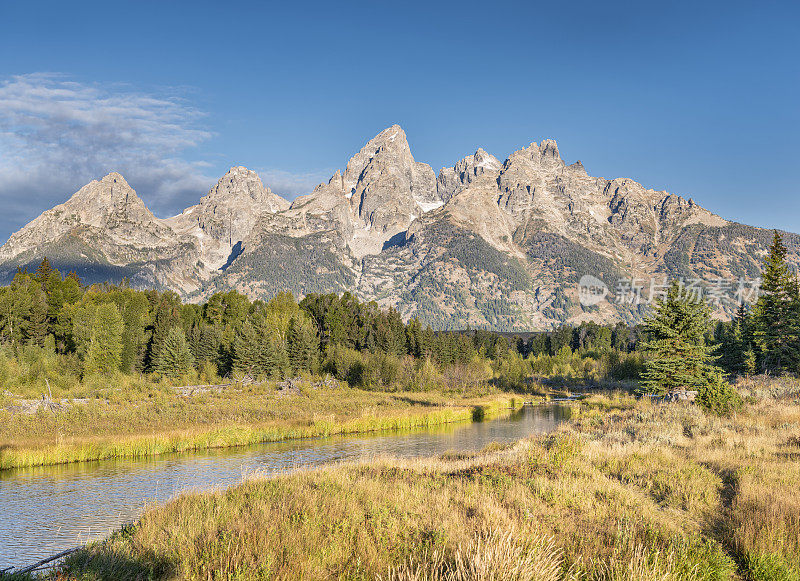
[40,376,800,581]
[0,377,521,470]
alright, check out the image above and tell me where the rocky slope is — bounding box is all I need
[1,125,795,329]
[165,166,290,270]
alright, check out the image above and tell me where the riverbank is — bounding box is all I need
[0,380,524,471]
[51,378,799,580]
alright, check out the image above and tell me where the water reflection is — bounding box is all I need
[0,403,569,568]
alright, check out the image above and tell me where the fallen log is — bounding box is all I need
[13,547,80,574]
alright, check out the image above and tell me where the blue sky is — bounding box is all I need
[0,0,798,242]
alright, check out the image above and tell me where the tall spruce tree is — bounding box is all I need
[752,231,800,374]
[287,315,318,373]
[641,280,721,394]
[232,321,260,376]
[34,257,53,282]
[154,327,194,377]
[79,302,125,374]
[25,286,50,346]
[146,293,181,372]
[719,308,744,376]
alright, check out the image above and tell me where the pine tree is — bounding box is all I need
[146,293,181,372]
[25,286,51,346]
[719,302,753,376]
[34,257,53,282]
[154,327,194,377]
[405,318,424,358]
[256,333,288,378]
[641,280,721,394]
[287,315,318,373]
[549,326,573,355]
[719,321,742,376]
[232,321,260,376]
[117,290,151,373]
[200,324,222,365]
[82,303,124,374]
[752,231,800,374]
[0,281,32,344]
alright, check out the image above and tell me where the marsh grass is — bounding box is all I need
[31,383,800,580]
[0,385,516,470]
[381,530,565,581]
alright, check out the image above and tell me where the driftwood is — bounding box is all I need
[11,547,80,574]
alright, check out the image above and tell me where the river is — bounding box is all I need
[0,402,570,570]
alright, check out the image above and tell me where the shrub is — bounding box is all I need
[696,369,743,416]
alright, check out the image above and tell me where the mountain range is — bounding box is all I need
[1,125,796,330]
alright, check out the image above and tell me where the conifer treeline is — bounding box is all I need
[637,230,800,415]
[0,259,642,383]
[713,231,800,377]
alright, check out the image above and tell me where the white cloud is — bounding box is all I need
[0,73,216,239]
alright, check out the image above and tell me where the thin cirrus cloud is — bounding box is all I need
[0,73,218,239]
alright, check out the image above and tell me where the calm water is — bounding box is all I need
[0,403,570,569]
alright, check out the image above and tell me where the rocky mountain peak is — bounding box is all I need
[66,172,155,224]
[0,127,750,331]
[343,124,410,194]
[0,171,169,263]
[473,148,501,169]
[338,125,437,237]
[437,148,502,202]
[539,139,561,160]
[507,139,564,169]
[327,169,345,194]
[204,166,289,211]
[568,160,587,175]
[101,171,127,185]
[162,166,290,271]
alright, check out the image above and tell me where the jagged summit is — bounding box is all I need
[506,139,565,169]
[0,171,167,263]
[260,125,440,260]
[0,126,776,331]
[100,171,127,184]
[569,160,587,174]
[166,166,290,270]
[342,125,408,194]
[346,125,437,233]
[437,148,502,202]
[190,166,290,213]
[473,148,501,168]
[70,172,141,207]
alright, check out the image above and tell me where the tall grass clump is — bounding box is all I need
[382,530,564,581]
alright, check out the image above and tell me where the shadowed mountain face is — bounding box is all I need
[1,125,795,329]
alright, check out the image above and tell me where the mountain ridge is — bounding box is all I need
[1,125,794,329]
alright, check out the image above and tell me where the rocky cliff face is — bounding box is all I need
[437,148,502,202]
[1,125,792,329]
[0,173,205,291]
[165,166,290,270]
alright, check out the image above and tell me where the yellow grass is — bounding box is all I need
[0,383,519,470]
[33,378,800,579]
